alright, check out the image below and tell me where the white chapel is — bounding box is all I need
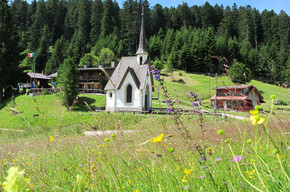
[104,9,153,112]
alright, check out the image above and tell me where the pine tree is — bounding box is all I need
[90,0,103,45]
[29,0,47,50]
[0,0,21,102]
[57,57,79,109]
[45,36,66,74]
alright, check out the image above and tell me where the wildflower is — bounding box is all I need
[247,139,252,144]
[184,168,193,176]
[213,157,222,164]
[200,157,205,161]
[79,164,83,167]
[243,118,247,123]
[49,136,54,142]
[270,95,275,99]
[245,170,256,179]
[225,138,229,143]
[182,176,188,183]
[3,167,30,191]
[135,189,139,192]
[150,133,164,143]
[105,138,109,142]
[249,110,259,115]
[198,175,205,179]
[111,134,115,138]
[250,115,266,126]
[207,147,213,153]
[183,186,189,190]
[217,129,224,135]
[168,148,174,153]
[231,156,244,163]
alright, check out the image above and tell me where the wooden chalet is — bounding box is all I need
[26,72,51,88]
[210,85,265,111]
[78,63,115,94]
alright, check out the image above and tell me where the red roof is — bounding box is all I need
[210,95,247,100]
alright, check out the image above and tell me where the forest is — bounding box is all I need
[1,0,290,100]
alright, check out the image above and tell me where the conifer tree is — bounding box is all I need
[0,0,21,102]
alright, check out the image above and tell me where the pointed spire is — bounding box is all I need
[136,4,148,55]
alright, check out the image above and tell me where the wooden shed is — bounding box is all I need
[210,85,265,111]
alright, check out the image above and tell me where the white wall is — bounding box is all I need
[116,73,141,108]
[142,69,152,110]
[106,90,116,108]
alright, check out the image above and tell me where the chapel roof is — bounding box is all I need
[104,56,149,90]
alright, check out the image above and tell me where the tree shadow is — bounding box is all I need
[73,96,97,112]
[172,79,185,84]
[0,93,22,110]
[259,90,265,94]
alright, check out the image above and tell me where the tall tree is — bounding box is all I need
[77,0,91,47]
[90,0,103,45]
[101,0,120,37]
[57,57,79,109]
[0,0,21,102]
[29,0,47,50]
[45,36,67,74]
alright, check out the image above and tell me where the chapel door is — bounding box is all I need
[145,94,148,111]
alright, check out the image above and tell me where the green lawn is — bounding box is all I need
[0,75,289,191]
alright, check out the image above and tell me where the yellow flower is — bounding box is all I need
[184,168,193,176]
[182,176,188,183]
[250,115,266,126]
[135,189,139,192]
[49,136,54,142]
[249,110,259,115]
[150,133,164,143]
[245,170,255,179]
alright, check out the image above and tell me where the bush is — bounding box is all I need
[228,61,252,84]
[42,90,50,95]
[153,58,164,70]
[179,72,183,76]
[274,100,288,106]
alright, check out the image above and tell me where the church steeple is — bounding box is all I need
[136,4,148,65]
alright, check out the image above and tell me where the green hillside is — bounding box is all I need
[152,70,289,110]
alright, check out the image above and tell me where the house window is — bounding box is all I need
[139,56,143,65]
[126,84,132,103]
[109,92,112,98]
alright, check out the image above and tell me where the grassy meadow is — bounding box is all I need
[0,72,289,191]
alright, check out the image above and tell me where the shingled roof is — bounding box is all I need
[104,56,149,90]
[27,72,51,80]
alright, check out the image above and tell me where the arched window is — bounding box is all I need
[126,84,132,103]
[139,56,143,65]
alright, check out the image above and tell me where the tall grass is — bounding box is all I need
[0,74,289,191]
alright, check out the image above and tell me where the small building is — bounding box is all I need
[24,72,51,88]
[78,64,115,94]
[104,9,153,112]
[210,85,265,111]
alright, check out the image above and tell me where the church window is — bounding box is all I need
[109,92,112,98]
[126,84,132,103]
[139,56,143,65]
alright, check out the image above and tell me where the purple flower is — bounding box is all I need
[213,157,222,164]
[183,186,189,190]
[200,156,205,161]
[167,108,173,113]
[231,156,244,163]
[79,164,83,167]
[198,175,205,179]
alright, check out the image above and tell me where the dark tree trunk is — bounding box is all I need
[0,86,3,103]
